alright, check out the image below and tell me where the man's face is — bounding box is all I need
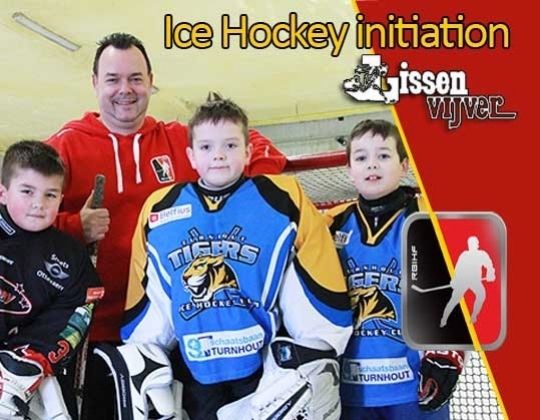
[92,46,153,134]
[0,168,63,232]
[348,131,408,200]
[187,120,251,189]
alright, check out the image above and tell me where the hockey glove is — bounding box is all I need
[0,350,45,419]
[419,350,464,411]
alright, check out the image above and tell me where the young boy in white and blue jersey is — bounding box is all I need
[121,97,353,420]
[326,120,464,420]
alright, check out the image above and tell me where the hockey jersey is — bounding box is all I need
[122,175,352,384]
[327,187,426,407]
[0,205,102,374]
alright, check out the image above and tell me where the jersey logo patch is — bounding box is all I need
[0,255,14,265]
[0,213,16,236]
[86,287,105,303]
[44,260,69,280]
[151,155,175,183]
[149,205,192,228]
[183,255,238,303]
[179,254,260,320]
[0,275,32,315]
[350,286,396,329]
[334,230,352,249]
[183,326,265,362]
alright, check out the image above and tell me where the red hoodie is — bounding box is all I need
[46,112,286,342]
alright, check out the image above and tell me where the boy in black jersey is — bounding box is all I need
[0,141,102,418]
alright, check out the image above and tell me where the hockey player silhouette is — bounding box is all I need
[440,236,495,328]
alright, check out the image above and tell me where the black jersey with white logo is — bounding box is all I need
[0,205,102,373]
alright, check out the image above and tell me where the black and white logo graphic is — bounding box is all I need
[343,54,517,129]
[402,212,507,351]
[151,155,175,183]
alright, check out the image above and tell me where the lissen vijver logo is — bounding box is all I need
[343,54,516,129]
[402,212,506,350]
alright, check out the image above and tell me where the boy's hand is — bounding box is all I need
[0,350,45,418]
[418,350,464,411]
[80,190,110,243]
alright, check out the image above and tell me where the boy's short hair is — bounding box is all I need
[188,93,249,146]
[93,32,152,76]
[346,119,407,164]
[1,140,65,187]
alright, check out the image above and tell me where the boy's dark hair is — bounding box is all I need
[93,32,152,76]
[1,140,65,187]
[188,93,249,146]
[347,119,407,164]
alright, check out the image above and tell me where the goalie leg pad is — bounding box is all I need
[27,376,71,420]
[0,350,44,419]
[93,343,184,420]
[217,338,340,420]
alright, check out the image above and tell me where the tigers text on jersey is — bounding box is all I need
[0,205,102,373]
[327,190,424,407]
[121,175,352,384]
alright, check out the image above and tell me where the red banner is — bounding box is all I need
[353,0,529,417]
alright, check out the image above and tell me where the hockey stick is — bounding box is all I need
[412,276,491,294]
[411,284,452,293]
[74,174,106,419]
[87,174,106,267]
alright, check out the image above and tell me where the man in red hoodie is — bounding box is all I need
[46,32,286,418]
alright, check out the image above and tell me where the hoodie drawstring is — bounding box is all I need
[108,133,143,194]
[108,134,124,194]
[132,133,142,185]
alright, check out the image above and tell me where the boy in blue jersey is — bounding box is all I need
[121,97,352,419]
[326,120,464,420]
